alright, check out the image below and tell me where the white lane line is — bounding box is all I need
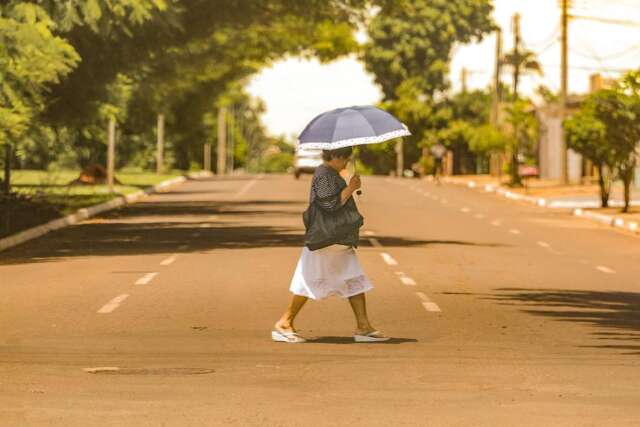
[209,215,219,221]
[369,238,383,248]
[460,207,470,213]
[400,276,417,286]
[232,177,260,199]
[422,302,442,312]
[537,241,550,248]
[509,229,521,235]
[199,223,210,228]
[191,232,201,237]
[381,252,398,266]
[135,272,159,285]
[160,255,177,266]
[178,244,189,250]
[596,265,616,274]
[415,292,430,302]
[474,213,485,219]
[363,230,376,236]
[97,294,129,314]
[491,220,502,227]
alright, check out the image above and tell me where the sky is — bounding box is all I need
[247,0,640,137]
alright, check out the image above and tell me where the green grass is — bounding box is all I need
[10,169,183,215]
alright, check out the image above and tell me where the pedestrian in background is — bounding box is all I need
[272,146,389,343]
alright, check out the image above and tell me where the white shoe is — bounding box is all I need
[271,330,307,343]
[354,330,390,342]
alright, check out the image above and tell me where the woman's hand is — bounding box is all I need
[348,174,361,191]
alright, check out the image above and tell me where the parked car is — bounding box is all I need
[293,147,322,179]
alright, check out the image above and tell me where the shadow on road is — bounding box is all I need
[489,288,640,355]
[306,336,418,345]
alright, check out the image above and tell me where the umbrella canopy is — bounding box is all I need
[298,105,411,150]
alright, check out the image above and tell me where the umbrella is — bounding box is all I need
[298,105,410,150]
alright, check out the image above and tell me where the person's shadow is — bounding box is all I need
[304,336,417,345]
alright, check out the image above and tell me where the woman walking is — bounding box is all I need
[272,146,389,343]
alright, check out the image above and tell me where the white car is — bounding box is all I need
[293,147,323,179]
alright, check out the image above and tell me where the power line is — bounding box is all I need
[570,14,640,27]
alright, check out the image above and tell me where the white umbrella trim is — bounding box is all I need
[299,128,411,150]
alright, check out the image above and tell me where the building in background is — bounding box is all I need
[537,74,618,184]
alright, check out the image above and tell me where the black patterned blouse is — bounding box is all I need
[310,164,347,211]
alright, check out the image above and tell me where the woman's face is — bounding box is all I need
[334,155,351,170]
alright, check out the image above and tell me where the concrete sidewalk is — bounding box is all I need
[440,174,640,235]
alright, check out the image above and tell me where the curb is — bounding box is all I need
[573,208,640,234]
[441,176,640,236]
[0,171,213,252]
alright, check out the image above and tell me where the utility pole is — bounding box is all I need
[512,13,522,98]
[491,28,503,126]
[227,107,235,175]
[461,67,469,93]
[156,113,165,174]
[217,107,227,176]
[396,139,404,177]
[203,142,211,171]
[490,28,503,178]
[3,143,11,195]
[107,116,116,193]
[559,0,570,184]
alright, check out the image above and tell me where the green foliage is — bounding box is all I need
[362,0,494,173]
[468,124,509,155]
[363,0,495,101]
[564,70,640,210]
[0,3,79,144]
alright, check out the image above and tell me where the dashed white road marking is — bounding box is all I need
[414,292,441,312]
[381,252,398,266]
[596,265,616,274]
[97,294,129,314]
[191,232,201,237]
[491,220,502,227]
[537,241,550,248]
[415,292,430,302]
[135,272,159,285]
[178,244,189,250]
[363,230,376,236]
[509,229,521,235]
[232,176,262,199]
[400,276,417,286]
[160,255,177,266]
[460,207,470,213]
[474,214,485,219]
[369,238,382,248]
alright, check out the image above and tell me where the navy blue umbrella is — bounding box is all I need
[298,105,410,150]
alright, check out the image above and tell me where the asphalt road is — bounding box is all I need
[1,174,639,426]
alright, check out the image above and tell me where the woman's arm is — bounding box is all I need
[339,174,361,205]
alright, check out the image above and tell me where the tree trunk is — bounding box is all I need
[620,162,635,213]
[3,143,11,195]
[596,163,610,208]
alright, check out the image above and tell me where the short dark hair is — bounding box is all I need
[322,146,353,161]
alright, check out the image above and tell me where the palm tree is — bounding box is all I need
[503,49,542,99]
[502,48,542,185]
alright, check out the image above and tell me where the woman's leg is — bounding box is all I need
[274,295,308,332]
[348,292,375,334]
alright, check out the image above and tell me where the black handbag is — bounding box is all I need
[303,198,363,251]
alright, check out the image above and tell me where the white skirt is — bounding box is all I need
[289,244,374,300]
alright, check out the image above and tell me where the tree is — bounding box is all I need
[362,0,495,173]
[564,109,613,207]
[0,3,79,192]
[503,49,542,100]
[502,99,538,186]
[564,71,640,212]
